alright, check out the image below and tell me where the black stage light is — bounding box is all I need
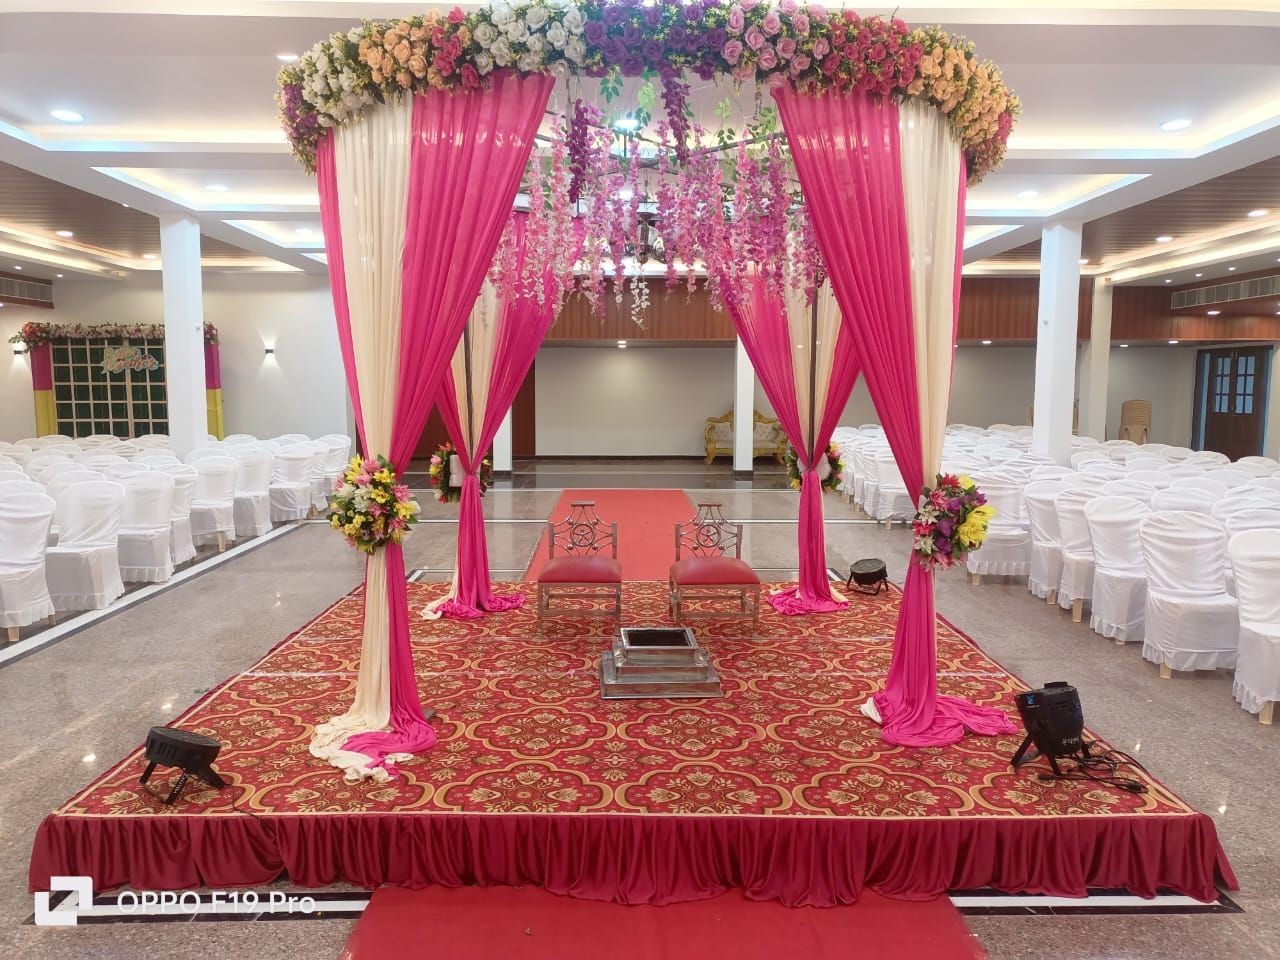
[139,726,226,805]
[846,558,888,595]
[1010,682,1084,778]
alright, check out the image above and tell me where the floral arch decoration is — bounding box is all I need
[278,0,1018,183]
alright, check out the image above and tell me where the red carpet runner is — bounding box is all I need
[524,489,695,581]
[343,886,988,960]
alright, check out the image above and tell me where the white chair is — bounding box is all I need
[135,451,180,467]
[1128,470,1173,489]
[966,477,1030,581]
[305,440,333,513]
[1080,460,1126,480]
[1212,494,1280,523]
[117,473,176,583]
[132,434,171,449]
[1151,487,1209,513]
[1055,487,1099,622]
[231,448,274,539]
[873,451,913,526]
[157,463,198,565]
[1237,455,1280,471]
[1229,530,1280,723]
[189,456,238,552]
[318,434,353,502]
[185,447,229,464]
[44,480,126,612]
[1085,496,1149,644]
[1185,450,1230,467]
[853,444,880,516]
[1125,456,1167,472]
[1178,476,1228,499]
[1028,465,1073,482]
[102,462,152,481]
[1162,446,1195,462]
[1224,509,1280,537]
[1205,468,1252,489]
[1024,480,1066,603]
[1140,512,1238,677]
[0,491,57,641]
[275,433,310,445]
[1070,452,1107,470]
[224,434,259,445]
[30,459,81,484]
[269,446,316,522]
[45,469,103,542]
[0,479,44,499]
[1099,479,1157,504]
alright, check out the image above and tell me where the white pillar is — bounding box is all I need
[159,214,207,459]
[1031,221,1083,464]
[1078,279,1112,441]
[493,408,513,473]
[1265,348,1280,461]
[733,337,755,474]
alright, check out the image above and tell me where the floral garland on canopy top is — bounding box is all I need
[10,320,219,348]
[277,2,1018,184]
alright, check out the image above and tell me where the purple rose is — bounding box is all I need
[727,5,745,33]
[682,3,702,22]
[668,24,689,47]
[644,5,662,27]
[604,38,627,63]
[694,58,717,80]
[603,5,628,27]
[745,25,765,50]
[622,23,642,45]
[621,54,645,76]
[643,39,663,61]
[722,39,744,64]
[947,497,963,512]
[584,20,607,44]
[706,26,727,48]
[936,517,955,537]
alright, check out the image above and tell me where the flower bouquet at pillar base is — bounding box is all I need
[783,443,844,493]
[428,441,493,504]
[912,474,994,569]
[328,455,420,554]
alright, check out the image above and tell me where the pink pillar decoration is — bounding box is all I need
[775,85,1016,745]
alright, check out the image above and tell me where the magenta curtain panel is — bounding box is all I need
[313,73,553,780]
[728,276,860,613]
[774,86,1015,745]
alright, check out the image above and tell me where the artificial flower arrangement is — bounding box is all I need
[328,454,420,554]
[428,441,493,504]
[277,2,1018,184]
[911,473,994,570]
[783,442,844,493]
[9,321,219,348]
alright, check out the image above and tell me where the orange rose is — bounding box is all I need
[397,69,413,88]
[393,40,411,64]
[408,54,427,77]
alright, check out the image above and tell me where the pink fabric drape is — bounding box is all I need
[774,87,1015,744]
[318,73,554,771]
[433,216,584,619]
[727,277,860,613]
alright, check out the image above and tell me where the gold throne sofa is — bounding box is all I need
[704,409,787,464]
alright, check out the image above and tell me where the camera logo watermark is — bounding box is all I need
[35,877,317,926]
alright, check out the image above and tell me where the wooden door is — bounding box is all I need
[511,363,536,458]
[1198,346,1271,459]
[414,405,450,459]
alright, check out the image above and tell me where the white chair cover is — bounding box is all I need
[1185,450,1230,467]
[118,473,176,583]
[135,451,181,467]
[224,434,260,445]
[269,446,315,522]
[0,479,45,498]
[965,476,1029,577]
[232,448,274,538]
[189,456,238,547]
[1024,480,1065,600]
[30,460,81,484]
[132,434,171,449]
[102,462,152,480]
[1085,496,1149,643]
[1205,468,1252,489]
[44,480,126,612]
[1224,509,1280,537]
[185,446,229,464]
[0,491,56,630]
[854,443,880,515]
[1125,456,1167,472]
[156,463,198,565]
[1229,530,1280,714]
[1055,488,1098,610]
[1070,451,1108,470]
[1150,487,1210,513]
[1140,512,1237,673]
[873,451,913,522]
[1079,460,1126,479]
[305,440,334,512]
[1028,465,1072,481]
[1128,470,1173,489]
[1099,479,1157,504]
[319,433,354,499]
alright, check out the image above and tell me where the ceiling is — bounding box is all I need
[0,1,1278,285]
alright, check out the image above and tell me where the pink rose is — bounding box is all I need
[332,478,344,491]
[757,44,778,69]
[811,37,829,58]
[808,3,829,23]
[745,25,765,50]
[429,455,442,465]
[369,503,384,517]
[740,0,758,9]
[727,5,744,33]
[790,53,811,74]
[776,36,796,59]
[761,11,781,35]
[790,13,809,35]
[356,472,372,484]
[393,484,410,501]
[362,458,378,472]
[779,0,798,11]
[722,39,744,64]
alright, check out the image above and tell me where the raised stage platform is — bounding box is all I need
[30,581,1236,905]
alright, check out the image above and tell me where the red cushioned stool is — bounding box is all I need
[669,502,759,626]
[537,501,622,626]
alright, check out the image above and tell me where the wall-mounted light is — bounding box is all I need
[616,340,627,349]
[13,345,26,356]
[981,339,993,345]
[264,346,276,356]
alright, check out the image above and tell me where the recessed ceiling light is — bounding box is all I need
[56,273,63,278]
[1228,266,1236,271]
[82,753,96,763]
[205,183,229,193]
[1160,118,1192,132]
[1247,209,1268,218]
[981,339,993,345]
[50,108,83,123]
[1078,258,1088,265]
[121,203,129,208]
[1155,235,1173,243]
[1120,344,1129,348]
[1017,189,1038,199]
[1168,339,1180,345]
[276,53,299,62]
[1195,273,1203,277]
[1207,310,1221,316]
[55,229,73,238]
[1164,278,1172,283]
[13,265,21,270]
[142,253,157,260]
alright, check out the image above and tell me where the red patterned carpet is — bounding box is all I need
[30,580,1235,904]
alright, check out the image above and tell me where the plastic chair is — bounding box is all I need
[1118,400,1152,444]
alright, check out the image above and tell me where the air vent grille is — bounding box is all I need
[1172,274,1280,309]
[0,274,53,307]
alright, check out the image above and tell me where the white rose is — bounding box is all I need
[546,22,567,48]
[473,22,498,46]
[342,91,363,112]
[490,36,512,66]
[347,27,363,42]
[475,51,495,74]
[549,60,570,79]
[490,2,515,26]
[546,0,570,9]
[517,51,541,72]
[504,18,528,42]
[563,36,586,63]
[562,8,584,33]
[525,33,547,54]
[525,5,550,30]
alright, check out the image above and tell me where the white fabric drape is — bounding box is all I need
[310,97,413,777]
[787,281,841,458]
[899,98,963,482]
